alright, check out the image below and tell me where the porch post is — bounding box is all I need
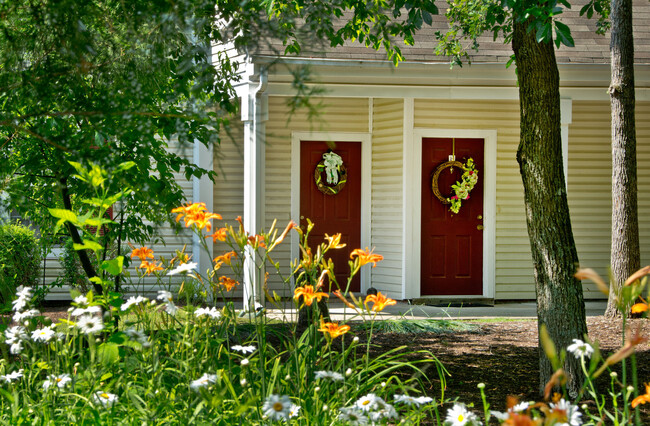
[241,64,268,311]
[192,141,214,279]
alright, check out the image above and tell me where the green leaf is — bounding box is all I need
[48,208,78,224]
[554,21,574,47]
[535,23,551,43]
[73,240,103,252]
[116,161,136,172]
[97,342,119,365]
[89,277,103,286]
[100,256,124,275]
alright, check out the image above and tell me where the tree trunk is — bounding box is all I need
[605,0,639,318]
[512,20,588,398]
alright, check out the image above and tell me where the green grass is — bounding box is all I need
[353,318,478,334]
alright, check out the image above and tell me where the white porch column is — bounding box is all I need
[560,98,572,189]
[192,141,214,277]
[241,64,268,310]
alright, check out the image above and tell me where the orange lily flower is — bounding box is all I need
[171,203,222,232]
[632,302,649,314]
[632,383,650,408]
[214,251,237,266]
[364,292,396,312]
[324,233,346,250]
[206,227,228,243]
[318,320,350,339]
[248,234,266,248]
[218,276,239,292]
[139,260,163,275]
[350,247,384,268]
[130,246,154,261]
[294,285,329,307]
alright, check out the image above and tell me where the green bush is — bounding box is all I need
[0,222,40,308]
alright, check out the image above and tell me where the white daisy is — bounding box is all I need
[43,374,72,390]
[315,370,344,381]
[11,297,28,312]
[567,339,594,359]
[13,308,41,323]
[394,394,432,406]
[231,345,256,354]
[511,402,530,413]
[5,326,27,344]
[120,296,149,311]
[157,290,173,302]
[31,326,56,343]
[289,404,300,418]
[10,341,23,355]
[93,391,118,407]
[76,315,104,334]
[550,398,582,426]
[167,261,197,276]
[164,301,178,315]
[73,295,88,306]
[124,328,150,348]
[16,287,32,300]
[490,411,509,421]
[369,403,398,422]
[262,394,292,421]
[189,373,218,392]
[0,369,24,383]
[356,394,382,412]
[445,403,480,425]
[194,307,221,319]
[70,306,102,317]
[337,407,369,425]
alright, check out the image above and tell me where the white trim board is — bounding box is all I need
[290,132,372,293]
[406,129,497,299]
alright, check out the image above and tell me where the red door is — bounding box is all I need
[300,141,361,292]
[421,138,484,295]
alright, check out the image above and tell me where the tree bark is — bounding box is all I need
[605,0,639,318]
[512,20,588,397]
[59,177,103,295]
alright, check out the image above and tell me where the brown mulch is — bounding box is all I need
[31,307,650,421]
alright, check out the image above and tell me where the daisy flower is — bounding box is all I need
[394,394,433,406]
[5,326,27,344]
[10,341,23,355]
[194,307,221,319]
[157,290,178,315]
[43,374,72,390]
[76,315,104,334]
[71,305,102,317]
[0,369,24,383]
[355,394,381,412]
[13,308,41,323]
[167,261,197,276]
[262,394,292,421]
[369,403,398,422]
[549,398,582,425]
[190,373,218,392]
[73,295,88,306]
[315,371,344,381]
[31,326,56,343]
[124,328,151,348]
[231,345,256,354]
[93,391,118,407]
[289,404,301,418]
[567,339,594,359]
[120,296,149,311]
[337,407,369,425]
[445,403,480,425]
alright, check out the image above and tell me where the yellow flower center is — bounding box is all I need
[273,402,284,412]
[101,393,109,399]
[458,414,464,421]
[55,378,62,383]
[362,400,371,406]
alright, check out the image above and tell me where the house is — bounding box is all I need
[44,3,650,304]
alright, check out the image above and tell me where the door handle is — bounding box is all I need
[477,215,482,220]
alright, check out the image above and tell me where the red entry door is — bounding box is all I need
[300,141,361,292]
[421,138,484,295]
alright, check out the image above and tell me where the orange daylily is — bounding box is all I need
[248,234,266,248]
[214,251,237,266]
[171,203,222,232]
[130,246,154,261]
[294,285,329,307]
[318,320,350,339]
[632,302,650,314]
[218,276,239,292]
[268,221,297,250]
[364,292,396,312]
[139,260,163,275]
[350,247,384,268]
[324,233,346,250]
[632,383,650,408]
[206,227,228,243]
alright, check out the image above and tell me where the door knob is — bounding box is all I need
[300,215,304,220]
[477,215,482,220]
[477,225,484,230]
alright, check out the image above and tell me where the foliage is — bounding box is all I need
[0,222,40,310]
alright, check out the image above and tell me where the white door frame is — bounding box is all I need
[405,129,497,299]
[290,132,372,293]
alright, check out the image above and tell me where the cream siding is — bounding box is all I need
[265,97,370,296]
[370,99,404,298]
[413,99,535,299]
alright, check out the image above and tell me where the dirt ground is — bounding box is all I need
[35,307,650,422]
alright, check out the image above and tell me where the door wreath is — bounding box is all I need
[314,151,347,195]
[431,158,478,214]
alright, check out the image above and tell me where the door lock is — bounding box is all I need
[477,215,483,220]
[477,225,484,230]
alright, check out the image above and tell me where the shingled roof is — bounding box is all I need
[258,0,650,65]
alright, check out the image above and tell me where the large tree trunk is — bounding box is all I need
[605,0,639,318]
[512,20,588,397]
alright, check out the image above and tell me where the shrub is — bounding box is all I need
[0,221,40,308]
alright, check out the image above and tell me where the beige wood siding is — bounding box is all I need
[265,97,370,296]
[414,99,535,299]
[371,99,404,298]
[569,101,650,298]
